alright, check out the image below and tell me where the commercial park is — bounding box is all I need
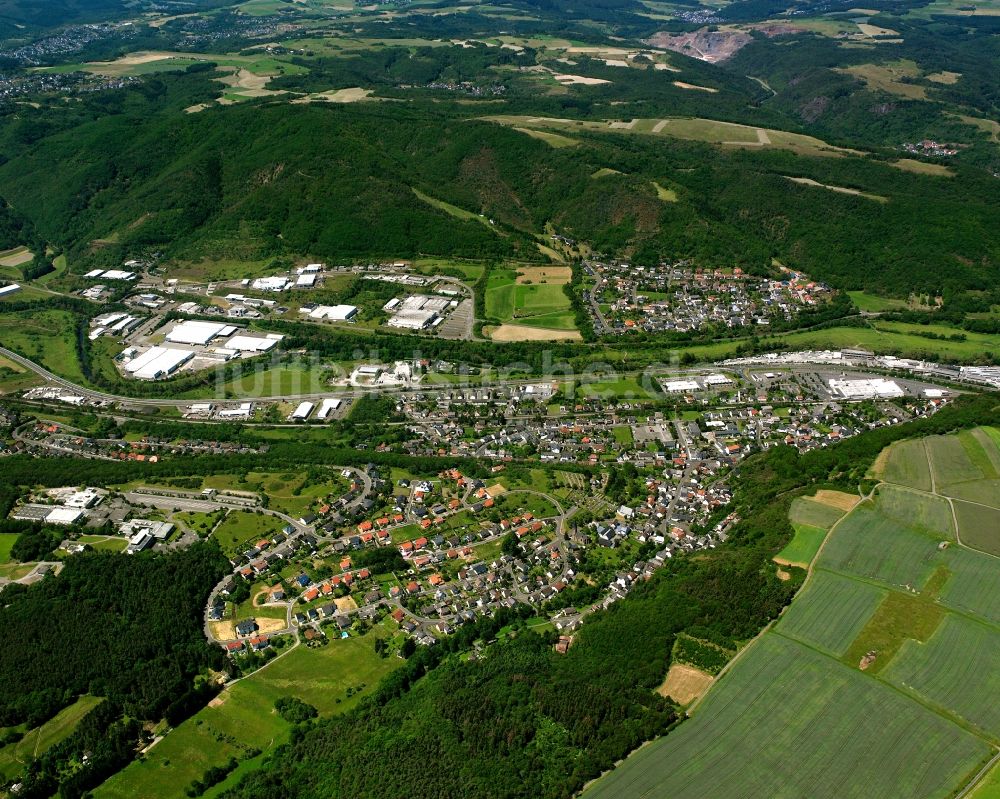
[116,319,283,380]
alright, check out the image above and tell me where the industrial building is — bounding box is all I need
[250,276,290,292]
[662,379,700,393]
[386,294,451,330]
[290,401,315,421]
[303,304,358,322]
[225,334,283,352]
[124,347,194,380]
[828,378,905,400]
[316,398,343,419]
[165,320,235,346]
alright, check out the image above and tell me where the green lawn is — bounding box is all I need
[96,621,401,799]
[0,309,88,385]
[774,522,826,567]
[0,533,18,564]
[213,511,286,557]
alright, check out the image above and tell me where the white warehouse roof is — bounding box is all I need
[226,335,282,352]
[165,320,234,345]
[125,347,194,379]
[309,304,357,321]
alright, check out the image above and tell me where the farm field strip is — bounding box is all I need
[788,496,846,529]
[886,615,1000,741]
[776,570,886,656]
[583,633,991,799]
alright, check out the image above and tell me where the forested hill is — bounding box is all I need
[1,95,998,295]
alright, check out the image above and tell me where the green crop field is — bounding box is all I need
[958,430,1000,479]
[584,633,991,799]
[774,523,826,567]
[953,500,1000,557]
[96,622,401,799]
[212,511,286,557]
[971,428,1000,474]
[788,496,846,529]
[817,505,949,590]
[776,571,886,656]
[927,434,989,487]
[940,548,1000,626]
[886,616,1000,739]
[485,267,573,330]
[875,484,954,537]
[876,438,932,490]
[941,478,1000,506]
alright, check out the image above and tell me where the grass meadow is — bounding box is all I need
[96,621,400,799]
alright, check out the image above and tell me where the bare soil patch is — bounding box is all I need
[491,324,581,342]
[210,620,236,640]
[334,596,359,612]
[515,266,572,284]
[673,81,718,93]
[257,617,287,634]
[657,663,714,705]
[553,74,611,85]
[811,489,861,512]
[776,566,792,581]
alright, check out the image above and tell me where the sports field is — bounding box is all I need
[584,634,990,799]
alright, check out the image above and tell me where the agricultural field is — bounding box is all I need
[953,500,1000,557]
[96,621,401,799]
[584,633,991,799]
[939,548,1000,626]
[817,504,950,589]
[485,266,576,336]
[487,115,860,159]
[886,616,1000,739]
[874,484,954,537]
[927,434,992,487]
[788,495,848,530]
[774,523,826,568]
[776,571,886,656]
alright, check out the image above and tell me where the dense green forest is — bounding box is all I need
[0,96,996,295]
[0,545,230,795]
[214,392,1000,799]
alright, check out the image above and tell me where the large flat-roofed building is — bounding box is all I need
[662,379,700,393]
[251,276,290,292]
[828,378,905,400]
[45,507,85,525]
[306,304,358,322]
[225,334,282,352]
[316,398,343,419]
[165,320,235,345]
[125,347,194,380]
